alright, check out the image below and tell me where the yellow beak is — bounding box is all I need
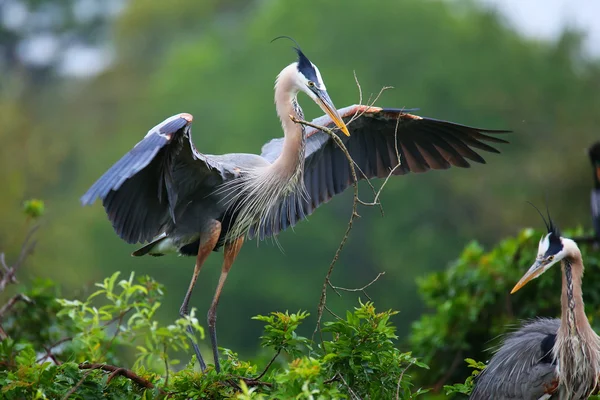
[510,261,545,294]
[316,90,350,137]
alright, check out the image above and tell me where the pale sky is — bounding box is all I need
[9,0,600,77]
[479,0,600,56]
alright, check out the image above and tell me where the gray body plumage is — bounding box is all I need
[80,106,507,256]
[470,318,559,400]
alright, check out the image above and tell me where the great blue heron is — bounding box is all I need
[81,44,509,372]
[470,209,600,399]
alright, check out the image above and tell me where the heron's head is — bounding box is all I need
[511,206,579,294]
[293,49,350,136]
[273,36,350,137]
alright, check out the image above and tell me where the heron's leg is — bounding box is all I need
[179,221,221,372]
[207,236,244,373]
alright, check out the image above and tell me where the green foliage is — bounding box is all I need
[322,301,429,399]
[1,275,426,399]
[252,311,310,358]
[56,271,202,370]
[443,358,485,396]
[22,199,45,220]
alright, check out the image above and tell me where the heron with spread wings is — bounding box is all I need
[81,43,509,372]
[470,209,600,399]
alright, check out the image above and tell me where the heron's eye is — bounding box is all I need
[547,255,554,262]
[307,81,315,87]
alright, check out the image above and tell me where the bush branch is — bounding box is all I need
[330,272,385,301]
[76,363,165,395]
[0,224,39,293]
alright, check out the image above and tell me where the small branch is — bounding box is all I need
[238,377,274,388]
[76,363,166,394]
[291,78,397,352]
[395,360,415,400]
[102,307,133,327]
[103,307,129,353]
[36,337,74,364]
[338,372,362,400]
[0,293,33,320]
[163,342,169,388]
[255,348,281,381]
[63,369,94,400]
[330,272,385,301]
[324,373,341,385]
[324,305,344,321]
[291,116,361,348]
[0,224,39,293]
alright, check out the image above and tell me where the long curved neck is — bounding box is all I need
[555,249,600,396]
[272,65,306,178]
[559,256,590,338]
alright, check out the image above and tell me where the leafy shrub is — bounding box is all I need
[0,272,426,399]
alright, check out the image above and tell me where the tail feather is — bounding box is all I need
[132,236,167,257]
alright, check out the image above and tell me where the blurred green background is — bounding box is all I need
[1,0,599,381]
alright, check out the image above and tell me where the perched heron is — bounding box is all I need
[470,208,600,399]
[81,43,509,372]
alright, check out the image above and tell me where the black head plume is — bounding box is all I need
[543,200,561,238]
[271,36,319,83]
[527,201,561,237]
[527,201,562,257]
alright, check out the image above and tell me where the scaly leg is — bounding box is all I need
[207,236,244,372]
[179,221,221,372]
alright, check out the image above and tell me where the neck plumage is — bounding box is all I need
[555,251,600,397]
[559,257,589,338]
[272,69,306,182]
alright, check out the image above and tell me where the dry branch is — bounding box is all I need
[0,224,39,293]
[290,115,360,347]
[330,272,385,301]
[291,79,402,346]
[77,363,166,394]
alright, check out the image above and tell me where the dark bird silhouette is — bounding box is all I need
[589,142,600,241]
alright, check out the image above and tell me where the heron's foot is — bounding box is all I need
[208,313,221,373]
[180,308,207,372]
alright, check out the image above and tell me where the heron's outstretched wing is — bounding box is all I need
[260,105,509,236]
[470,319,559,400]
[81,113,227,244]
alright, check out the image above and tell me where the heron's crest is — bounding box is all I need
[271,36,321,85]
[527,201,561,238]
[528,201,563,258]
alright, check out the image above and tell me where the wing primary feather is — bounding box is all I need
[80,133,168,205]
